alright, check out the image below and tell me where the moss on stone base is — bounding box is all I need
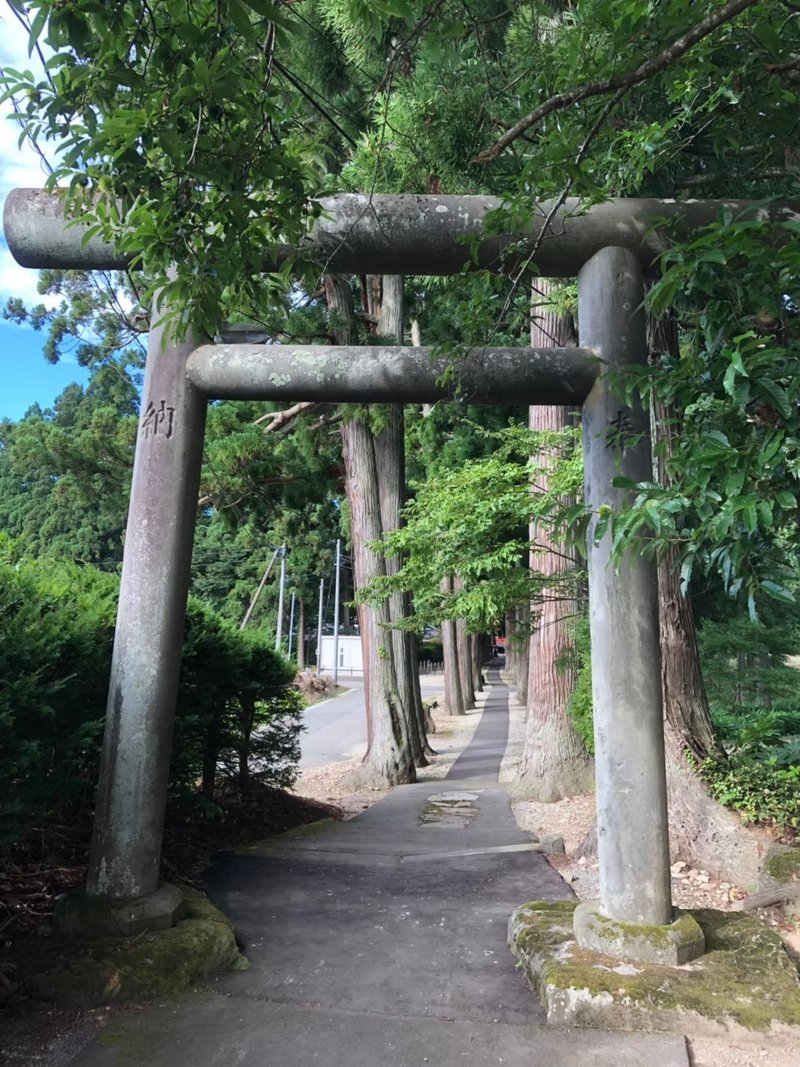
[574,900,705,965]
[510,901,800,1037]
[767,849,800,883]
[25,886,247,1009]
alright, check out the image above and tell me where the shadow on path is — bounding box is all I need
[446,666,509,783]
[71,668,688,1067]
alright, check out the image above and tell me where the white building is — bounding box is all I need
[319,634,364,675]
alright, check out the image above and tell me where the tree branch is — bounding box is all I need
[473,0,761,164]
[262,400,327,434]
[307,412,344,433]
[765,57,800,73]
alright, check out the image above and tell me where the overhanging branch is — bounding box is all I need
[473,0,761,164]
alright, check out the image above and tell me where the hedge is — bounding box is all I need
[0,546,302,844]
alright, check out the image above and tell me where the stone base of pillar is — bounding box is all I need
[54,882,187,942]
[573,899,705,967]
[510,901,800,1037]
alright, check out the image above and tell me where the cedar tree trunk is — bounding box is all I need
[327,273,414,786]
[442,576,465,715]
[374,275,429,764]
[514,279,593,801]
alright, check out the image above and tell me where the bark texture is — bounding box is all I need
[442,577,465,715]
[663,718,773,885]
[343,413,414,786]
[514,603,530,706]
[328,273,414,786]
[470,634,484,693]
[453,577,476,711]
[514,280,594,801]
[649,313,727,764]
[374,275,429,765]
[456,617,476,710]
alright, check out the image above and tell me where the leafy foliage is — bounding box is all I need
[607,217,800,611]
[564,614,594,754]
[3,0,329,332]
[0,543,302,843]
[698,607,800,713]
[367,421,584,632]
[700,758,800,831]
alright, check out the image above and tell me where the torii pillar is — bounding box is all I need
[10,191,789,958]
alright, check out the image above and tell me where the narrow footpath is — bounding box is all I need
[73,669,689,1067]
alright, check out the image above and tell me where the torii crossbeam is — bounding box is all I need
[7,190,798,963]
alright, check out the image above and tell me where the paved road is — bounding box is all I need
[300,674,444,769]
[73,671,689,1067]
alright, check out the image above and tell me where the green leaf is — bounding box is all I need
[742,501,758,533]
[754,20,781,53]
[759,430,784,466]
[701,248,727,266]
[227,0,257,40]
[725,471,745,497]
[756,378,792,419]
[27,5,48,53]
[723,361,737,396]
[704,429,731,449]
[241,0,276,14]
[592,512,610,546]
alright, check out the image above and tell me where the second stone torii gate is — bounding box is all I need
[10,190,793,963]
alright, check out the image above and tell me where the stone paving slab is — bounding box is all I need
[73,994,690,1066]
[66,669,690,1067]
[202,846,568,1026]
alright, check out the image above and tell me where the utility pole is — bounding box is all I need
[287,592,296,659]
[240,547,280,630]
[333,538,341,684]
[316,578,325,673]
[275,545,287,654]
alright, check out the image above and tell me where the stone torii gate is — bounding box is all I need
[6,189,797,963]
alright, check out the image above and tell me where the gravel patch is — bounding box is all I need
[512,792,596,855]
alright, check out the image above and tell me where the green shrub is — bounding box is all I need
[417,640,443,665]
[711,703,800,751]
[700,758,800,830]
[0,556,117,840]
[564,614,594,754]
[0,551,302,843]
[698,612,800,712]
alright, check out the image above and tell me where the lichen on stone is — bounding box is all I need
[510,900,800,1036]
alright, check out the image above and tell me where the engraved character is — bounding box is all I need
[141,399,176,439]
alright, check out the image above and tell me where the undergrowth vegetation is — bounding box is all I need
[701,705,800,832]
[0,540,303,846]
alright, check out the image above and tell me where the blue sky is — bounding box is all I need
[1,321,91,421]
[0,11,92,422]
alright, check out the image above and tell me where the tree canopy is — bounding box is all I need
[2,0,800,604]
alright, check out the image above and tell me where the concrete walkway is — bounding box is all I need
[73,670,688,1067]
